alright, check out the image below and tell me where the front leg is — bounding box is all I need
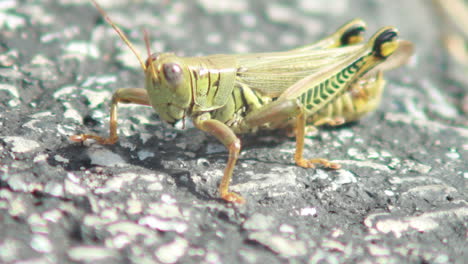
[70,88,151,144]
[245,99,340,169]
[193,114,244,204]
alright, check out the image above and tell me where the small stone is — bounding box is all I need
[139,216,188,234]
[334,170,357,185]
[65,179,87,196]
[65,42,100,59]
[95,172,138,194]
[42,209,63,223]
[2,136,40,153]
[367,244,390,257]
[137,150,155,160]
[81,89,112,109]
[0,12,25,30]
[155,236,189,264]
[197,0,247,13]
[68,246,119,262]
[88,147,126,167]
[30,234,52,253]
[243,213,276,231]
[106,221,152,238]
[279,224,295,233]
[54,155,69,163]
[147,203,183,219]
[126,199,142,215]
[44,182,64,197]
[0,238,20,263]
[248,231,307,257]
[299,207,317,216]
[321,239,345,252]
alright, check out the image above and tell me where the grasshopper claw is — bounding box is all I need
[221,192,246,204]
[69,134,85,142]
[69,134,118,145]
[296,158,341,170]
[327,162,342,170]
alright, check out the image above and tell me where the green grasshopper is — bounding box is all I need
[71,0,413,203]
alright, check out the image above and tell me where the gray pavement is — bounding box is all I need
[0,0,467,263]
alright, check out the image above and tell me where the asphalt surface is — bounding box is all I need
[0,0,467,263]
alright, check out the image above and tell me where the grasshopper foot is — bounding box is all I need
[296,158,341,170]
[221,192,246,204]
[69,134,118,145]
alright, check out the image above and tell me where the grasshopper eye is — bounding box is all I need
[163,63,183,85]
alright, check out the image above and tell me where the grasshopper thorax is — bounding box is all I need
[145,53,193,125]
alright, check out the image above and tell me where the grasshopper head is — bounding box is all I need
[89,0,193,126]
[144,53,193,125]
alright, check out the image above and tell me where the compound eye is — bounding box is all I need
[162,63,183,85]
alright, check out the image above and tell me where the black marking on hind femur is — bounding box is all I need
[332,80,340,89]
[342,68,349,79]
[340,25,366,45]
[319,84,328,100]
[300,93,306,104]
[326,84,335,94]
[343,62,357,78]
[373,29,398,58]
[337,72,345,84]
[314,83,324,100]
[313,83,319,100]
[306,88,313,103]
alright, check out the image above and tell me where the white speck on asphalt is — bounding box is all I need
[248,231,307,257]
[88,147,126,167]
[65,179,87,196]
[243,213,276,231]
[68,246,119,262]
[95,172,138,194]
[299,207,317,216]
[155,236,189,264]
[30,234,52,253]
[2,136,40,153]
[65,42,100,59]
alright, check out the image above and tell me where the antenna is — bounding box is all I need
[143,29,158,79]
[90,0,146,71]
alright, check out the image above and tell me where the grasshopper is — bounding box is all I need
[71,0,413,203]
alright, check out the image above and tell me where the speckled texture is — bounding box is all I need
[1,0,467,263]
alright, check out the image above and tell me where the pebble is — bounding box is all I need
[155,236,189,264]
[243,213,276,231]
[249,231,307,257]
[2,136,40,153]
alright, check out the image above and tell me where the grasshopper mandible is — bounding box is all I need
[71,0,413,203]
